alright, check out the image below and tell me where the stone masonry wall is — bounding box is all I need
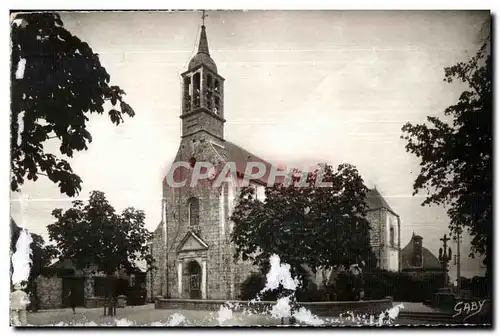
[366,208,384,269]
[149,222,165,299]
[84,277,94,299]
[36,276,63,310]
[164,134,231,300]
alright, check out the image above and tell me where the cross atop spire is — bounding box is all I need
[201,10,208,26]
[197,11,210,55]
[187,12,217,72]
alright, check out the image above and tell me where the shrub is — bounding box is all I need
[239,272,279,301]
[335,271,362,301]
[363,270,445,302]
[363,273,393,300]
[296,283,330,302]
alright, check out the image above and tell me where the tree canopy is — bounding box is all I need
[11,12,135,197]
[401,40,492,276]
[231,163,377,279]
[47,191,153,275]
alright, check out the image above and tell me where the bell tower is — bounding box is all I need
[181,19,225,141]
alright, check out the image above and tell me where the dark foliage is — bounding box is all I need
[47,190,154,275]
[231,163,377,279]
[460,276,490,299]
[401,39,492,280]
[240,270,364,302]
[11,13,135,196]
[239,272,279,301]
[364,270,445,302]
[335,271,363,301]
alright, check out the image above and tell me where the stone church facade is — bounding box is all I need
[149,24,401,301]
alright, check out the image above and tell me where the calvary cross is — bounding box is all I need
[440,234,450,250]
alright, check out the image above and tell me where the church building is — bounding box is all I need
[401,233,443,279]
[149,22,401,301]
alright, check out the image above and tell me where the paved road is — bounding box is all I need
[393,302,442,313]
[22,303,448,327]
[26,304,289,326]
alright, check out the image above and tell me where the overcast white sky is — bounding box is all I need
[10,10,489,278]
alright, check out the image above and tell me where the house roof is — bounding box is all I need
[49,258,147,273]
[50,258,76,269]
[401,234,442,270]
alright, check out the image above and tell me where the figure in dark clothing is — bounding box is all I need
[68,289,76,314]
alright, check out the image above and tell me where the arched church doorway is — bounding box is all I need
[187,260,202,299]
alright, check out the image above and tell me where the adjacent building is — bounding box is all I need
[365,188,401,272]
[401,232,443,278]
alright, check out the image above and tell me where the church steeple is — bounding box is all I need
[181,15,225,141]
[188,23,218,73]
[198,25,210,55]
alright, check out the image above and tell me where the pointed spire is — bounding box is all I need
[198,25,210,55]
[187,11,217,72]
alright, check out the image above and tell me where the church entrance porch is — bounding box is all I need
[175,230,209,299]
[178,258,207,300]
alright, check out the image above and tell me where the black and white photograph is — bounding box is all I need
[8,9,492,327]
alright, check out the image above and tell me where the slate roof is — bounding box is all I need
[188,25,218,73]
[212,142,399,218]
[401,234,442,270]
[365,188,397,214]
[211,140,286,186]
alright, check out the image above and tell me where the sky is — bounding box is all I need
[10,10,490,278]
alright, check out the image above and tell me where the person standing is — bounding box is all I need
[67,289,76,314]
[10,283,30,326]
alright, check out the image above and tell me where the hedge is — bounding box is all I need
[241,270,445,303]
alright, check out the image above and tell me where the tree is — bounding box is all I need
[47,190,154,315]
[231,163,377,286]
[401,40,492,281]
[10,12,135,197]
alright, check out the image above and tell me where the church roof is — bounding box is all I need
[210,142,399,215]
[188,25,218,73]
[401,234,442,270]
[211,140,286,186]
[365,188,397,214]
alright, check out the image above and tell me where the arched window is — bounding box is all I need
[188,197,199,227]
